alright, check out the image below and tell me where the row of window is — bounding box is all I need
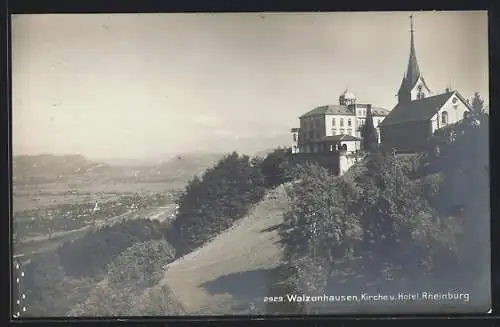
[332,117,352,127]
[332,117,382,127]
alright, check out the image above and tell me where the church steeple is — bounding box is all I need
[405,14,420,88]
[397,14,430,103]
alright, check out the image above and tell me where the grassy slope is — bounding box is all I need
[155,184,290,314]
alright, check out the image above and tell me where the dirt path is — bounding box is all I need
[158,185,290,314]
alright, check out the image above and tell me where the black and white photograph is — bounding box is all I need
[11,11,490,317]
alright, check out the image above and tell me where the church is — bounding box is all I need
[379,15,473,153]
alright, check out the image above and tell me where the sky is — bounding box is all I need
[11,11,489,160]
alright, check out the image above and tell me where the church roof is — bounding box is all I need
[380,91,455,127]
[300,104,389,118]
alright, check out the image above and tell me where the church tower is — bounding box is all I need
[397,14,431,103]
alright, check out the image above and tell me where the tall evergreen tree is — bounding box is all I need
[361,104,379,152]
[470,92,485,116]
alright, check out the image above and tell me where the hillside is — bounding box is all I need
[155,184,290,314]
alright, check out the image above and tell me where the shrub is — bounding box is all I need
[107,240,176,289]
[22,253,67,316]
[279,162,363,282]
[58,219,169,278]
[130,284,185,316]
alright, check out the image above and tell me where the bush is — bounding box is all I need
[70,239,177,316]
[107,240,176,289]
[130,284,185,316]
[58,219,169,278]
[279,162,363,286]
[169,152,266,255]
[22,253,67,316]
[69,282,133,316]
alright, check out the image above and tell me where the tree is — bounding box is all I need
[259,147,293,187]
[470,92,486,116]
[279,162,363,294]
[361,105,379,152]
[170,152,267,255]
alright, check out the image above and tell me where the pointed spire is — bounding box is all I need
[406,13,420,88]
[397,13,423,103]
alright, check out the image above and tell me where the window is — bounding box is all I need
[340,118,344,127]
[463,111,470,119]
[348,118,352,127]
[340,128,345,134]
[441,111,448,125]
[341,144,348,151]
[293,133,297,142]
[347,129,353,136]
[332,128,337,135]
[332,118,336,126]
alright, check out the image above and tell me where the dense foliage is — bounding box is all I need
[58,219,169,278]
[257,147,294,187]
[71,239,179,316]
[169,152,266,255]
[107,239,175,289]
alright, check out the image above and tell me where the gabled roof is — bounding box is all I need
[300,104,390,118]
[380,91,456,127]
[300,105,354,118]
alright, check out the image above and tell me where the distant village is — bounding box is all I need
[289,15,476,176]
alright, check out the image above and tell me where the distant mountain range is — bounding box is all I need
[11,141,292,186]
[11,153,226,185]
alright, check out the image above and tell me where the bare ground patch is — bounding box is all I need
[158,185,290,314]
